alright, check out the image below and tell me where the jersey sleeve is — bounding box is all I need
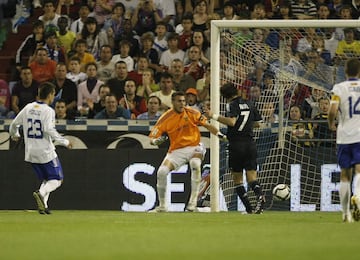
[9,106,25,137]
[43,109,69,147]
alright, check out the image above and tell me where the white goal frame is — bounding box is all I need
[210,19,360,212]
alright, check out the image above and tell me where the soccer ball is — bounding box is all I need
[272,184,290,201]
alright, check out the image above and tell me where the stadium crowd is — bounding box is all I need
[0,0,359,123]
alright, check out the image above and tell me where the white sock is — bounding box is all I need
[187,158,202,208]
[157,166,170,208]
[39,180,62,208]
[353,173,360,197]
[339,181,351,214]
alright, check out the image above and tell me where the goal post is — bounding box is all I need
[209,19,360,212]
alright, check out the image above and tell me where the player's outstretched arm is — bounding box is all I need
[203,107,236,127]
[203,122,227,142]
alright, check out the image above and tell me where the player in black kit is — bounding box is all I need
[204,83,265,214]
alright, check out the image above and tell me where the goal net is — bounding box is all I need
[209,20,359,212]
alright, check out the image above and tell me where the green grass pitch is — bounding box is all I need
[0,210,359,260]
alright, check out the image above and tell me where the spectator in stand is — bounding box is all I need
[103,3,126,46]
[131,0,161,36]
[107,61,128,100]
[117,18,140,58]
[339,4,353,19]
[66,56,87,85]
[137,95,162,120]
[55,99,76,119]
[71,39,96,72]
[177,12,193,51]
[70,4,91,35]
[111,40,134,72]
[302,87,328,119]
[185,87,201,112]
[136,68,160,100]
[11,67,39,115]
[260,101,279,126]
[129,55,151,85]
[78,16,108,59]
[77,62,104,116]
[39,0,61,29]
[29,48,57,83]
[93,0,114,27]
[291,0,317,19]
[184,30,210,66]
[94,93,130,119]
[288,104,314,147]
[153,21,168,58]
[249,85,262,105]
[159,33,185,70]
[169,58,196,92]
[251,2,267,19]
[196,62,210,102]
[264,0,287,19]
[350,0,360,19]
[96,44,115,82]
[56,0,84,21]
[174,0,185,28]
[153,0,176,30]
[317,3,332,19]
[330,0,345,18]
[15,20,45,71]
[312,96,334,147]
[51,63,78,113]
[222,1,240,20]
[137,32,162,75]
[184,0,214,32]
[335,28,360,82]
[56,16,76,55]
[119,79,147,119]
[0,79,14,118]
[87,84,110,118]
[42,31,67,64]
[150,71,176,113]
[274,1,294,19]
[312,34,332,66]
[184,45,205,82]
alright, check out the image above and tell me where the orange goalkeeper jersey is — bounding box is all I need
[149,107,208,152]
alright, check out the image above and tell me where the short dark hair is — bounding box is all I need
[38,82,56,99]
[172,91,185,101]
[220,83,238,99]
[345,58,360,77]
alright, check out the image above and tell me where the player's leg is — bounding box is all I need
[154,159,174,211]
[186,156,202,211]
[247,170,265,214]
[337,144,354,222]
[232,172,253,213]
[185,144,206,212]
[38,157,64,214]
[31,164,46,213]
[229,141,253,213]
[340,168,353,222]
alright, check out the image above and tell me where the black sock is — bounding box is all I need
[235,185,253,213]
[249,180,263,198]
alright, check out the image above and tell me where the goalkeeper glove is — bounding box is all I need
[151,135,169,146]
[217,132,228,142]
